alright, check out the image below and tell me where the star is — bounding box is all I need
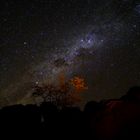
[24,42,27,45]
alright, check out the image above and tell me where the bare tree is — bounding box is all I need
[32,75,88,107]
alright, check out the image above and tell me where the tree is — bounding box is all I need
[32,75,88,107]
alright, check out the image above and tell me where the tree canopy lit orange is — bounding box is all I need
[32,74,88,106]
[70,76,88,93]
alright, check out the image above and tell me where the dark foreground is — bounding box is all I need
[0,87,140,140]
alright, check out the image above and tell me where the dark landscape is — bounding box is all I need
[0,0,140,139]
[1,86,140,139]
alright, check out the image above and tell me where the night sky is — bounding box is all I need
[0,0,140,107]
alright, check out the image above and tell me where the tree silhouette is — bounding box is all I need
[32,75,88,107]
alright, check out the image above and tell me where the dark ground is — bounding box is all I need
[0,86,140,140]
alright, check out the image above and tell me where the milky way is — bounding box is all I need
[0,0,140,107]
[31,27,105,86]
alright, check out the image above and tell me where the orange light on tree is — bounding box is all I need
[32,74,88,107]
[70,76,88,93]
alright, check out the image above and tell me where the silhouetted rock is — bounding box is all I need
[95,88,140,140]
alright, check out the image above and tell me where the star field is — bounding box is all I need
[0,0,140,106]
